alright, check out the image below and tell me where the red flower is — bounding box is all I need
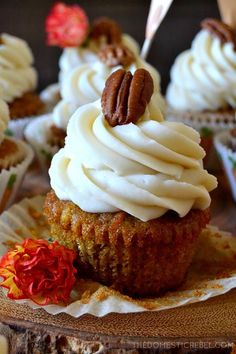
[0,239,77,305]
[45,2,89,48]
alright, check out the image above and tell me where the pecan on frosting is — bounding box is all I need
[91,17,122,45]
[201,18,236,50]
[101,68,154,127]
[98,43,135,67]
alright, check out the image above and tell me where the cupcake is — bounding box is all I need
[214,128,236,202]
[25,45,165,171]
[58,17,140,83]
[44,68,217,297]
[0,99,33,213]
[166,18,236,168]
[41,3,140,110]
[0,33,44,119]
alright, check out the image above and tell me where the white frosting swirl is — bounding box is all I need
[0,99,9,144]
[50,100,217,221]
[52,59,165,131]
[52,62,111,130]
[58,34,140,82]
[0,33,37,103]
[166,29,236,111]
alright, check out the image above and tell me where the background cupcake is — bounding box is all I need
[0,99,33,213]
[0,33,44,138]
[44,69,217,297]
[41,3,140,110]
[166,18,236,169]
[0,33,43,118]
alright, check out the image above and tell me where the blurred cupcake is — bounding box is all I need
[0,99,33,213]
[166,18,236,169]
[0,33,44,138]
[41,2,140,109]
[0,33,44,118]
[214,128,236,202]
[44,68,217,297]
[25,45,165,172]
[58,16,140,83]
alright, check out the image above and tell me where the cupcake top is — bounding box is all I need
[59,34,140,82]
[0,33,37,103]
[52,50,164,131]
[50,69,217,221]
[0,99,9,144]
[166,19,236,112]
[57,15,140,82]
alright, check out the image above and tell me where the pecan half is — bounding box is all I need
[98,43,135,67]
[91,17,122,45]
[201,18,236,50]
[101,68,154,127]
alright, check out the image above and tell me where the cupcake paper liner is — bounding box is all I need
[214,131,236,202]
[167,108,236,171]
[0,138,34,213]
[24,114,60,173]
[0,195,236,317]
[45,191,209,297]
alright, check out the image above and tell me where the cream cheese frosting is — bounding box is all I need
[52,59,165,131]
[49,99,217,221]
[0,99,9,144]
[58,34,140,82]
[166,29,236,111]
[0,33,37,103]
[52,61,111,130]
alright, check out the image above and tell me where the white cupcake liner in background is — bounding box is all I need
[167,109,236,134]
[8,117,34,140]
[1,196,236,317]
[24,114,60,173]
[214,131,236,202]
[0,138,34,213]
[40,83,61,113]
[167,109,236,171]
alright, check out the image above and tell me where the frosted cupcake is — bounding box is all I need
[0,33,44,119]
[25,46,165,171]
[44,68,217,297]
[166,19,236,166]
[58,17,140,83]
[41,3,140,109]
[0,99,33,213]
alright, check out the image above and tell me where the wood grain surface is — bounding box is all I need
[0,169,235,353]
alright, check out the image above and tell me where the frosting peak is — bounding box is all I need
[50,99,217,221]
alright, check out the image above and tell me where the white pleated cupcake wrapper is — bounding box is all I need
[167,109,236,134]
[214,131,236,202]
[8,117,35,140]
[0,195,236,317]
[24,114,60,173]
[0,139,34,212]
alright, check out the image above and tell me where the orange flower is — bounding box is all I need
[0,239,77,305]
[45,2,89,48]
